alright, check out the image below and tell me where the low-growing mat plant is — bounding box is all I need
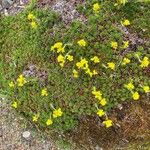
[0,0,150,132]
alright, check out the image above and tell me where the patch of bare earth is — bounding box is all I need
[65,98,150,150]
[37,0,87,24]
[0,99,57,150]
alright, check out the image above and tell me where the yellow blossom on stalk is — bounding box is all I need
[51,42,65,53]
[97,109,105,117]
[17,74,27,87]
[91,56,100,63]
[111,41,118,49]
[53,108,63,118]
[107,62,115,70]
[92,88,102,100]
[57,54,65,67]
[27,13,35,20]
[93,3,101,13]
[32,114,39,122]
[76,58,88,69]
[73,69,79,78]
[66,55,73,61]
[12,101,17,109]
[103,119,113,128]
[122,57,130,65]
[121,19,130,26]
[46,119,53,126]
[41,88,48,96]
[57,46,64,53]
[140,57,149,68]
[85,68,93,77]
[59,62,64,67]
[31,21,37,29]
[57,54,65,63]
[92,70,98,75]
[132,92,140,100]
[123,41,129,49]
[9,81,15,88]
[77,39,87,47]
[143,86,150,93]
[115,0,128,6]
[100,98,107,106]
[124,82,134,91]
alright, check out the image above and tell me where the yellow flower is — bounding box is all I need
[51,42,65,53]
[41,88,48,96]
[31,21,37,29]
[46,119,53,126]
[122,57,130,65]
[76,58,88,69]
[85,68,93,77]
[59,62,65,67]
[97,109,105,117]
[9,81,15,88]
[92,89,102,100]
[57,54,65,67]
[93,3,101,13]
[12,101,17,109]
[66,55,73,61]
[73,69,79,78]
[124,82,134,90]
[32,114,39,122]
[92,70,98,75]
[77,39,87,47]
[132,92,140,100]
[140,57,149,68]
[27,13,35,20]
[91,56,100,63]
[121,19,130,26]
[115,0,128,6]
[53,108,63,118]
[123,41,129,49]
[143,86,150,93]
[107,62,115,70]
[17,74,27,87]
[100,98,107,106]
[103,119,113,128]
[57,54,65,63]
[111,41,118,49]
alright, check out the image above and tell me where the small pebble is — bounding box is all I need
[22,131,31,140]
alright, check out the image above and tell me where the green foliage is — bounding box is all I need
[0,0,150,132]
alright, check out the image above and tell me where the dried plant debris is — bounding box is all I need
[23,64,48,82]
[0,0,29,15]
[37,0,87,24]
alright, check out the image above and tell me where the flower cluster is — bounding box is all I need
[93,3,101,13]
[27,13,37,29]
[41,88,48,96]
[51,42,74,67]
[32,107,63,127]
[121,19,130,26]
[46,108,63,126]
[111,40,129,50]
[75,58,98,77]
[9,74,27,88]
[124,82,150,100]
[51,42,65,53]
[140,57,149,68]
[77,39,87,47]
[92,87,112,128]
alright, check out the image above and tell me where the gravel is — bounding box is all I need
[0,98,57,150]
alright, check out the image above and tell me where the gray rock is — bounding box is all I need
[22,131,31,140]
